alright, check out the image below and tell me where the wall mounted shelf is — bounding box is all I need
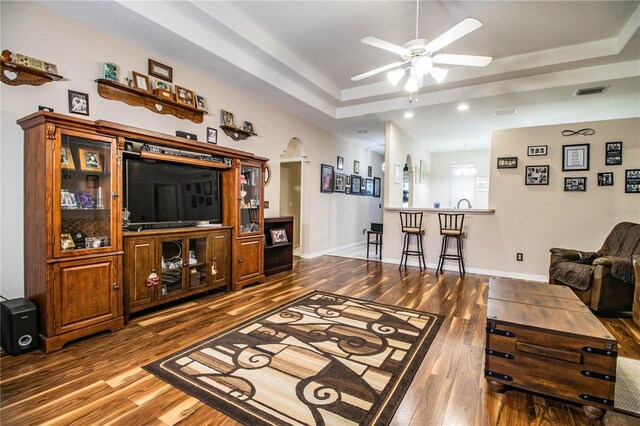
[1,60,63,86]
[220,125,257,141]
[96,79,207,124]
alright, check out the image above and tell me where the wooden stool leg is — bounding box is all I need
[418,233,426,270]
[367,234,371,258]
[399,233,407,270]
[378,234,382,260]
[436,236,446,275]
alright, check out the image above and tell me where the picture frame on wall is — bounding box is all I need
[420,159,428,183]
[525,165,549,185]
[598,172,613,186]
[320,164,334,193]
[527,145,548,156]
[354,160,360,174]
[337,156,344,170]
[364,178,374,196]
[351,175,362,195]
[605,141,622,166]
[368,166,372,177]
[68,90,89,116]
[206,127,217,144]
[562,143,590,171]
[373,177,381,198]
[564,177,587,192]
[475,177,489,192]
[334,173,346,192]
[497,157,517,169]
[196,95,207,111]
[148,59,173,82]
[394,162,402,182]
[625,169,640,193]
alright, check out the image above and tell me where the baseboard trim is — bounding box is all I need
[300,242,366,259]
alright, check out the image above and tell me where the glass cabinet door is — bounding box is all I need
[160,239,184,297]
[239,164,261,235]
[57,132,115,256]
[187,237,208,289]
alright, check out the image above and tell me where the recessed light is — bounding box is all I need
[404,111,414,118]
[494,108,518,116]
[457,104,469,111]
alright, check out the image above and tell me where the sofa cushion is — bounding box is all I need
[549,261,594,291]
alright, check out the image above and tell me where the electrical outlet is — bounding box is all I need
[516,253,523,261]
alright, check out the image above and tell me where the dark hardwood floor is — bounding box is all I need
[2,256,639,425]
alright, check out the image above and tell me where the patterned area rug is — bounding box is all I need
[615,356,640,416]
[144,291,444,426]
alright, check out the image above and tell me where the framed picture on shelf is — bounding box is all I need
[564,177,586,192]
[525,165,549,185]
[206,127,218,144]
[337,156,344,170]
[103,62,117,81]
[175,86,194,106]
[148,59,172,82]
[155,80,171,91]
[497,157,517,169]
[373,177,381,198]
[605,141,622,165]
[60,146,75,169]
[270,228,289,245]
[562,143,590,171]
[221,110,235,127]
[625,169,640,193]
[597,172,613,186]
[196,95,207,111]
[242,121,254,134]
[364,178,374,196]
[527,145,547,156]
[132,71,151,92]
[354,160,360,174]
[351,175,362,195]
[334,173,346,193]
[320,164,334,193]
[78,148,102,172]
[367,166,372,177]
[68,90,89,116]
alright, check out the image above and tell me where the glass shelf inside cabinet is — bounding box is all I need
[59,134,112,252]
[187,237,207,289]
[239,165,260,234]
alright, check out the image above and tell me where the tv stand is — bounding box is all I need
[18,111,268,351]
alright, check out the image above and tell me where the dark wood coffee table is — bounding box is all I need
[485,277,617,420]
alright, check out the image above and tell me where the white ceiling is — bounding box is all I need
[43,1,640,153]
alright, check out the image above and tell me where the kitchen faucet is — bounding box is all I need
[457,198,472,209]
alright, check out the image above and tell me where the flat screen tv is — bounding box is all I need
[125,157,221,226]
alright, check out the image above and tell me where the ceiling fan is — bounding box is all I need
[352,0,492,92]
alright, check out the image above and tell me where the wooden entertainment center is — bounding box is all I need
[18,112,268,352]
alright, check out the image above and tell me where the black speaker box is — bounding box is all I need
[1,298,38,355]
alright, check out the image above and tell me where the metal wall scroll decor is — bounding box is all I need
[561,128,596,137]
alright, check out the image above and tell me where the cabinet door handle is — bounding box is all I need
[238,257,243,263]
[113,283,119,291]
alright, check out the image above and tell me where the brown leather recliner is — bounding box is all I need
[549,222,640,313]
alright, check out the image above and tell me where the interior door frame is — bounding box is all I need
[280,158,305,256]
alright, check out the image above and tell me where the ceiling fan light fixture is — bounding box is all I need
[387,68,405,86]
[430,67,448,83]
[404,74,419,93]
[413,56,433,75]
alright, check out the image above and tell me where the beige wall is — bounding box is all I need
[382,117,639,280]
[0,2,382,297]
[384,122,433,208]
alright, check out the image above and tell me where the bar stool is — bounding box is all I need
[399,212,426,270]
[436,213,465,276]
[366,223,383,260]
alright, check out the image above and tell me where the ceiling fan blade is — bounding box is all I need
[424,18,483,52]
[351,60,408,81]
[361,37,409,56]
[432,53,492,67]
